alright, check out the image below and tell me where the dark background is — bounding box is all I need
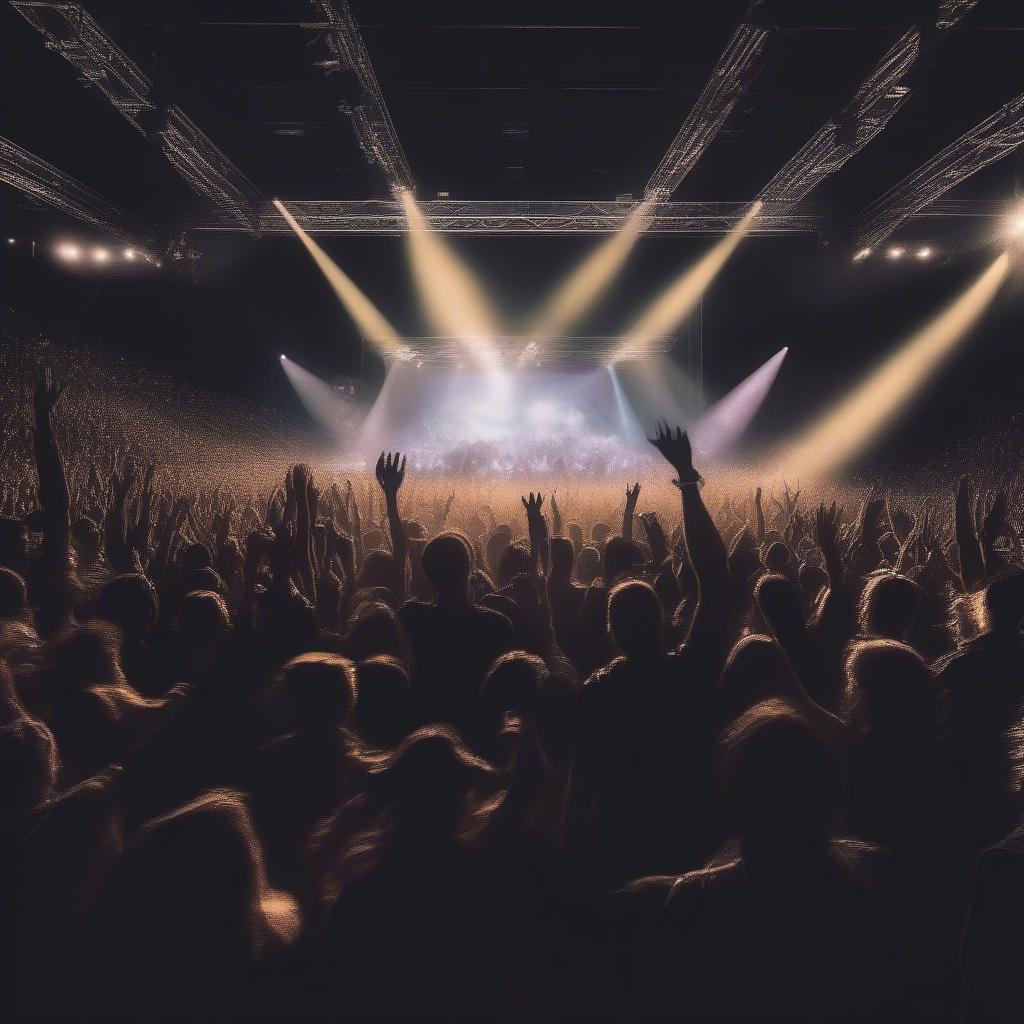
[2,1,1023,460]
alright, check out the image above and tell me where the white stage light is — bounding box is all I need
[887,246,905,260]
[852,247,872,262]
[124,248,136,260]
[92,247,110,263]
[57,243,81,261]
[916,247,932,260]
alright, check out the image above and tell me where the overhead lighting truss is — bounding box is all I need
[758,1,977,206]
[379,336,676,370]
[311,0,415,191]
[187,198,822,237]
[644,6,774,202]
[853,91,1024,250]
[11,1,263,233]
[0,134,154,250]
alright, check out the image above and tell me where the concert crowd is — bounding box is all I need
[3,363,1024,1022]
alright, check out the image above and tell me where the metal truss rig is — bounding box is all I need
[312,0,415,191]
[189,199,822,237]
[0,133,155,251]
[11,1,263,233]
[379,336,676,369]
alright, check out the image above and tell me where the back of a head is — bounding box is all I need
[764,541,792,574]
[108,789,263,957]
[178,589,231,647]
[860,573,921,639]
[182,566,228,601]
[844,638,935,734]
[497,540,532,589]
[358,549,398,592]
[591,522,612,546]
[382,725,494,835]
[278,651,357,729]
[755,573,805,639]
[721,633,796,716]
[0,566,29,620]
[421,532,472,597]
[480,651,549,721]
[51,620,125,691]
[604,536,645,583]
[608,579,664,660]
[180,543,213,573]
[549,537,575,581]
[485,527,513,577]
[354,655,412,747]
[984,571,1024,632]
[722,699,842,854]
[97,573,159,642]
[344,599,408,664]
[576,545,601,585]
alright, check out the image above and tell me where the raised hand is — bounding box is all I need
[521,491,545,521]
[33,368,65,418]
[521,492,548,572]
[648,421,701,485]
[640,511,669,564]
[814,500,845,581]
[375,451,407,499]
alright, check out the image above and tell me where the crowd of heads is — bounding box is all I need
[3,344,1024,1021]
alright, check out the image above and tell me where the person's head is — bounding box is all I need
[568,522,584,554]
[354,656,412,747]
[549,536,575,583]
[379,726,495,840]
[71,516,102,559]
[859,573,922,640]
[357,549,398,593]
[984,571,1024,633]
[591,522,612,547]
[575,545,601,586]
[720,634,798,719]
[277,652,357,730]
[421,532,473,600]
[181,567,228,602]
[755,573,805,641]
[763,541,791,574]
[603,536,645,583]
[97,574,159,644]
[844,639,935,734]
[50,620,125,691]
[608,579,664,659]
[180,543,212,573]
[721,700,843,863]
[343,599,410,665]
[497,540,532,589]
[0,517,29,573]
[485,526,513,577]
[878,532,900,565]
[104,789,296,961]
[0,566,30,622]
[479,651,549,724]
[798,562,828,604]
[178,590,231,650]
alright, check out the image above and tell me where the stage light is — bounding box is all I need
[5,238,14,245]
[273,199,401,356]
[398,188,502,372]
[280,354,355,441]
[123,248,136,260]
[852,247,872,262]
[57,243,81,261]
[915,247,932,260]
[778,252,1009,478]
[528,198,653,341]
[690,347,788,455]
[1009,215,1024,236]
[886,246,905,260]
[611,200,761,363]
[92,247,110,262]
[280,353,286,361]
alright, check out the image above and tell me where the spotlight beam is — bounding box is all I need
[779,253,1010,477]
[690,347,788,455]
[274,199,400,355]
[611,200,761,362]
[280,356,355,440]
[528,200,653,341]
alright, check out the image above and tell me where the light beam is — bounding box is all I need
[690,347,788,455]
[280,355,358,440]
[778,252,1010,477]
[611,200,761,362]
[273,199,400,355]
[529,199,653,341]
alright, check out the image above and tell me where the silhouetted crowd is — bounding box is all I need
[4,374,1024,1022]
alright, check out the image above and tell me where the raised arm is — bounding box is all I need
[376,451,408,597]
[623,482,640,543]
[32,371,71,570]
[648,423,729,659]
[955,476,986,591]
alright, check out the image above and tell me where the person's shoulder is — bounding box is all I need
[470,601,513,631]
[398,598,432,623]
[583,656,627,691]
[659,858,745,921]
[605,874,678,925]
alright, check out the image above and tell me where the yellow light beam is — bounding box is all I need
[273,199,401,354]
[528,198,654,341]
[612,200,762,362]
[398,189,500,341]
[779,252,1010,478]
